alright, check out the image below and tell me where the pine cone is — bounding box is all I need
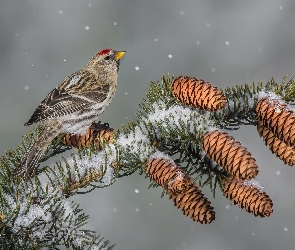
[256,96,295,147]
[257,120,295,166]
[202,130,258,180]
[171,76,227,111]
[168,183,215,224]
[222,176,273,217]
[63,126,114,150]
[146,158,190,195]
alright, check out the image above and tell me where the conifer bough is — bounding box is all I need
[9,74,295,248]
[171,76,227,111]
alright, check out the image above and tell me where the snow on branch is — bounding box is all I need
[2,75,295,248]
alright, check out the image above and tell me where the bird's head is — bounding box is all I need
[85,48,126,77]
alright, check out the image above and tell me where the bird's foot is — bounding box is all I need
[89,121,110,131]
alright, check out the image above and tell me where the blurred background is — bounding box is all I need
[1,0,295,249]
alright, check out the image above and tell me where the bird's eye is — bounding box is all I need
[104,56,110,60]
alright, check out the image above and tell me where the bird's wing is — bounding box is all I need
[24,73,110,126]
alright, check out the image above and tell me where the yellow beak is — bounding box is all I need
[115,51,126,60]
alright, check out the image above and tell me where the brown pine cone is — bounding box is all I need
[257,120,295,166]
[256,96,295,147]
[146,158,190,195]
[171,76,227,111]
[202,130,258,180]
[222,176,273,217]
[63,126,114,150]
[168,182,215,224]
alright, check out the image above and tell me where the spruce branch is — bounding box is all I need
[2,74,295,248]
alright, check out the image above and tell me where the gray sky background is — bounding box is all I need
[1,0,295,249]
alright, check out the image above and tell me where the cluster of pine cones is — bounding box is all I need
[63,76,295,224]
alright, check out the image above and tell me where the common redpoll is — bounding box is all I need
[13,49,125,178]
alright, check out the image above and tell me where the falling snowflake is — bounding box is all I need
[85,26,90,30]
[168,54,173,59]
[135,66,139,70]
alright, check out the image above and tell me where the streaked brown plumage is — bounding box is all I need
[13,49,125,178]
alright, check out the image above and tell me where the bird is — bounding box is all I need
[13,48,125,178]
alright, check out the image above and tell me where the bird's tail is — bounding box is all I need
[13,125,61,179]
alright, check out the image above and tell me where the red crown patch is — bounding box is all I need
[97,48,111,55]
